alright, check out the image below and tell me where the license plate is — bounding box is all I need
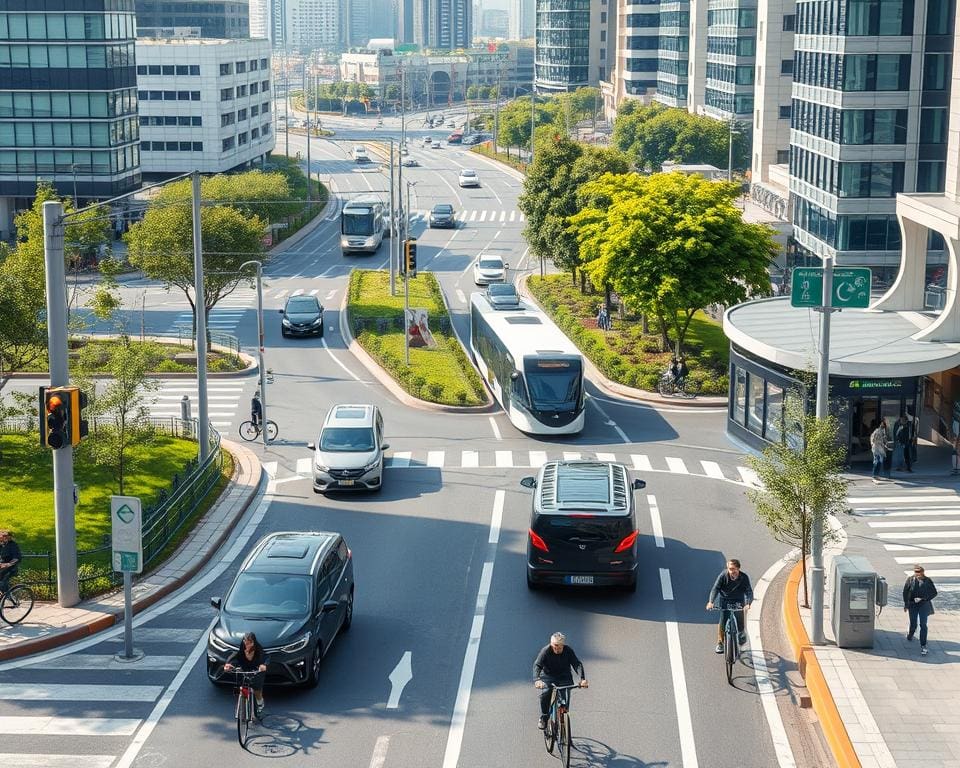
[566,575,594,585]
[339,479,355,486]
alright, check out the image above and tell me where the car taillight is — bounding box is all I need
[614,530,639,554]
[528,529,549,552]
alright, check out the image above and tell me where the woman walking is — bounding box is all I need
[903,565,938,656]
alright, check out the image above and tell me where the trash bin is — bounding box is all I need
[831,554,883,648]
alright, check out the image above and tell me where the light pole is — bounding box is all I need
[239,260,269,449]
[404,179,417,366]
[727,118,742,183]
[283,47,290,158]
[190,171,210,462]
[303,59,312,202]
[70,164,78,206]
[529,88,536,163]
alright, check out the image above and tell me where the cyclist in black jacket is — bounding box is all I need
[533,632,588,730]
[706,559,754,654]
[224,632,269,716]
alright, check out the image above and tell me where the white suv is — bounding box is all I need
[308,404,389,493]
[458,169,480,187]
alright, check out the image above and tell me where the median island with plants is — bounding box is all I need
[347,270,487,406]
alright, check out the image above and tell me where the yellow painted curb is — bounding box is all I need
[783,561,861,768]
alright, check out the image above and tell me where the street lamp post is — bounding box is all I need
[404,179,417,366]
[303,59,312,203]
[727,118,741,183]
[239,260,269,449]
[70,164,78,206]
[529,88,536,164]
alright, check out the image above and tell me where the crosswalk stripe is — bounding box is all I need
[563,452,581,461]
[427,450,445,467]
[499,211,506,222]
[665,457,688,474]
[855,508,960,515]
[868,520,960,528]
[479,210,488,222]
[390,451,411,468]
[520,213,525,222]
[529,451,547,468]
[631,454,652,472]
[469,210,477,221]
[309,289,319,295]
[510,210,516,222]
[495,450,512,468]
[876,531,960,539]
[462,450,479,468]
[291,289,304,296]
[596,452,617,462]
[884,543,960,551]
[488,210,496,221]
[737,466,762,487]
[894,555,960,564]
[1,756,114,768]
[848,495,958,504]
[904,568,960,577]
[0,684,162,702]
[701,460,724,479]
[275,289,288,298]
[103,627,206,644]
[26,655,184,671]
[0,717,141,736]
[296,457,313,476]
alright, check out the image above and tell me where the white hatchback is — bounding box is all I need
[458,169,480,187]
[473,254,508,285]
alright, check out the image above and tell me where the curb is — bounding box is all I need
[783,561,862,768]
[338,287,495,414]
[468,147,527,182]
[266,179,333,255]
[0,440,262,662]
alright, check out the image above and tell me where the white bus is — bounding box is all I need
[340,197,387,254]
[469,290,585,435]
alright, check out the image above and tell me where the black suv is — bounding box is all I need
[280,295,324,337]
[429,203,456,228]
[207,531,354,688]
[520,461,645,591]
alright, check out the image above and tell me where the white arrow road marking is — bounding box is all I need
[387,651,413,709]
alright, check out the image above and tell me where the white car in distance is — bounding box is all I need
[458,169,480,187]
[473,254,509,285]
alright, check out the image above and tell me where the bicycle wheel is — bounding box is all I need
[0,584,34,625]
[264,420,278,441]
[558,712,572,768]
[543,714,556,754]
[236,690,251,746]
[683,379,702,397]
[238,421,258,442]
[658,378,674,396]
[724,622,736,685]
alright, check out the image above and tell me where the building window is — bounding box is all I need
[779,104,792,119]
[781,59,793,75]
[923,53,951,90]
[237,108,247,121]
[162,65,174,75]
[261,102,270,114]
[919,107,948,144]
[261,80,270,92]
[260,58,268,69]
[250,82,259,95]
[783,14,796,31]
[251,104,259,116]
[776,149,790,163]
[221,88,234,101]
[748,374,765,434]
[236,61,246,73]
[222,136,235,151]
[845,0,913,36]
[177,91,191,101]
[221,112,235,127]
[733,367,747,425]
[251,127,259,138]
[193,141,202,151]
[917,161,946,192]
[237,84,247,97]
[191,91,200,101]
[766,382,784,442]
[250,59,258,71]
[178,141,192,151]
[220,62,232,76]
[238,131,248,145]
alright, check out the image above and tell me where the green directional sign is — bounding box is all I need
[790,267,872,309]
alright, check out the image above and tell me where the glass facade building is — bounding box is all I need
[703,0,757,120]
[655,0,688,106]
[0,0,141,220]
[134,1,250,39]
[535,0,591,91]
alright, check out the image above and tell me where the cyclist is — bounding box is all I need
[533,632,588,730]
[675,356,689,389]
[223,632,269,717]
[250,390,262,429]
[706,558,754,653]
[0,529,21,596]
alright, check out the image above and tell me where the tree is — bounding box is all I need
[125,177,267,349]
[571,171,777,351]
[747,397,848,607]
[466,84,480,100]
[200,171,299,224]
[384,83,400,102]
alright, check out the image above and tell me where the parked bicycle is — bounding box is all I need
[658,372,702,398]
[232,669,262,746]
[709,602,746,685]
[238,419,278,442]
[0,582,35,626]
[540,682,583,767]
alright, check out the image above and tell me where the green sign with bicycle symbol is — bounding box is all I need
[790,267,872,309]
[111,495,143,574]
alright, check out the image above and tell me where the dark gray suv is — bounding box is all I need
[207,531,354,688]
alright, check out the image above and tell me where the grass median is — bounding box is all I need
[347,270,487,406]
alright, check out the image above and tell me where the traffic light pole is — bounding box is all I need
[404,181,412,366]
[240,260,268,449]
[191,171,210,462]
[43,200,80,608]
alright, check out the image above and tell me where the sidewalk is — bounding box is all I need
[0,439,262,661]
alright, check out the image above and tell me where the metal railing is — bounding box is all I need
[1,416,223,600]
[144,329,243,360]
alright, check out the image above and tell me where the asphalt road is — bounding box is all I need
[0,122,797,768]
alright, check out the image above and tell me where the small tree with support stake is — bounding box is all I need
[746,394,848,607]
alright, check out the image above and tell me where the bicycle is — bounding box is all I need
[0,582,35,626]
[238,419,278,442]
[658,373,702,398]
[231,669,262,746]
[709,603,746,685]
[539,682,582,767]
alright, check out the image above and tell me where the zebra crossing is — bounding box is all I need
[170,288,257,335]
[145,381,247,433]
[417,208,525,224]
[281,450,761,486]
[849,486,960,606]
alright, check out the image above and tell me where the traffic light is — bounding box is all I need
[69,387,89,446]
[404,238,417,278]
[40,386,71,450]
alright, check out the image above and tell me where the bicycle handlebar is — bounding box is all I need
[707,603,746,611]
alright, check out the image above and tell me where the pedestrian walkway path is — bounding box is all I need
[145,380,250,435]
[413,208,525,224]
[269,449,761,487]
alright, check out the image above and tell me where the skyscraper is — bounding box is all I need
[269,0,340,50]
[250,0,270,37]
[535,0,614,92]
[342,0,373,46]
[134,0,251,38]
[509,0,535,39]
[412,0,472,50]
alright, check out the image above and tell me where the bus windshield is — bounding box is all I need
[342,210,375,235]
[524,359,582,412]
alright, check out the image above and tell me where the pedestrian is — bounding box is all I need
[894,415,913,472]
[903,565,937,656]
[870,420,889,483]
[0,529,21,596]
[953,433,960,475]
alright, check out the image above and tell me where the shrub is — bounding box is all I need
[456,390,468,405]
[411,374,426,396]
[426,381,444,401]
[156,359,186,373]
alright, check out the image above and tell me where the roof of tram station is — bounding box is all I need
[723,297,960,378]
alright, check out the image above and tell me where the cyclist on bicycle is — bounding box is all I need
[250,390,262,429]
[223,632,269,717]
[706,558,754,653]
[675,356,689,389]
[0,529,21,596]
[533,632,588,730]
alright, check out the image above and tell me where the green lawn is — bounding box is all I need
[348,270,487,405]
[527,275,730,394]
[19,338,244,375]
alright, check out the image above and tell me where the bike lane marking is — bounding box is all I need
[658,566,699,768]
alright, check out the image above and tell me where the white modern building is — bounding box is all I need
[249,0,270,37]
[135,38,275,176]
[269,0,340,50]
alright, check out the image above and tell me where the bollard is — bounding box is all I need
[180,395,192,437]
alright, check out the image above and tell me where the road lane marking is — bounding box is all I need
[648,495,664,548]
[479,210,487,222]
[488,416,501,440]
[369,736,390,768]
[291,288,304,296]
[427,450,445,467]
[587,397,629,442]
[499,211,506,222]
[563,452,581,461]
[387,651,413,708]
[1,757,114,768]
[262,461,278,477]
[884,543,960,551]
[857,508,960,515]
[0,684,162,702]
[665,621,698,768]
[868,520,960,528]
[462,450,479,468]
[296,457,313,476]
[390,452,412,468]
[665,457,688,474]
[876,531,960,539]
[325,289,337,300]
[469,210,477,221]
[700,461,725,479]
[529,451,547,468]
[495,450,512,468]
[848,494,958,503]
[737,466,762,487]
[905,568,960,577]
[321,337,368,385]
[456,289,467,303]
[309,289,319,295]
[631,454,652,471]
[441,490,504,768]
[659,568,673,600]
[0,717,141,736]
[595,452,617,462]
[894,555,960,564]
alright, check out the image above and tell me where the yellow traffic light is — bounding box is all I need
[41,386,71,450]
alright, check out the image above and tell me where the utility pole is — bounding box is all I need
[404,180,416,366]
[529,88,536,163]
[303,59,311,202]
[283,47,290,158]
[465,58,470,136]
[400,64,406,150]
[191,171,210,462]
[389,140,396,296]
[811,255,835,645]
[240,261,268,448]
[493,65,502,148]
[42,200,79,608]
[727,118,737,183]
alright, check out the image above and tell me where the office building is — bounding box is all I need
[342,0,373,47]
[509,0,535,39]
[249,0,270,38]
[481,8,509,37]
[535,0,615,91]
[618,0,659,102]
[135,0,250,39]
[653,0,685,107]
[0,0,141,240]
[270,0,340,50]
[411,0,472,50]
[136,38,275,175]
[699,0,758,121]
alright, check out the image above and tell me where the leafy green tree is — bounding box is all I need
[466,84,480,100]
[747,397,848,607]
[571,171,777,351]
[384,83,400,102]
[201,171,299,224]
[87,256,123,327]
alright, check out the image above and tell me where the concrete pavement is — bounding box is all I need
[0,439,261,661]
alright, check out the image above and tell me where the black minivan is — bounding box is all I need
[207,531,354,688]
[520,461,645,591]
